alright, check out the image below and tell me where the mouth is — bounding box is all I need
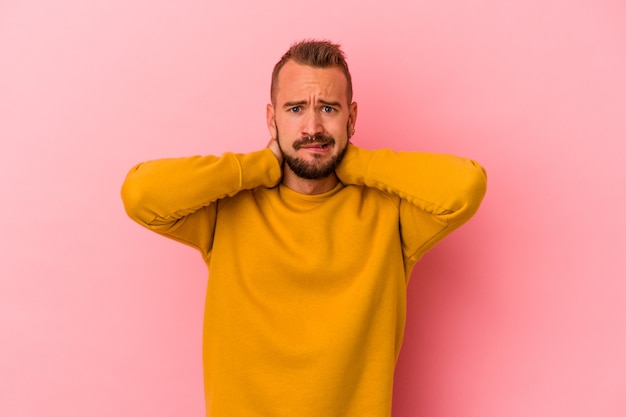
[297,142,333,155]
[300,142,331,150]
[293,135,335,152]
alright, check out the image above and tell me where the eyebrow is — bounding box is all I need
[282,99,343,109]
[282,100,307,108]
[319,99,343,108]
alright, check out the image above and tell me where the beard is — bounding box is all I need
[277,131,348,180]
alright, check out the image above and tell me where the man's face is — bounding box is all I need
[267,60,357,180]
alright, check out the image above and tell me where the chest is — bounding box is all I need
[211,186,402,277]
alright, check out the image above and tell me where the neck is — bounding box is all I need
[282,168,339,195]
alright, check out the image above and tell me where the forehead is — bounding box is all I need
[275,61,348,104]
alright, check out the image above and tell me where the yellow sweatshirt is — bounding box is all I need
[121,144,487,417]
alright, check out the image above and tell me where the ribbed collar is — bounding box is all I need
[278,182,344,203]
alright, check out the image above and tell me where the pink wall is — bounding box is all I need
[1,1,625,416]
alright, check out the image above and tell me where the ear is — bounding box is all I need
[348,101,358,138]
[266,104,277,139]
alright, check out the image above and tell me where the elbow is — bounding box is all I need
[120,179,139,220]
[460,160,488,219]
[120,165,151,225]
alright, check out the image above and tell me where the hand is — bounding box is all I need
[267,138,283,165]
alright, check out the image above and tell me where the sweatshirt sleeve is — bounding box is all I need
[121,148,282,256]
[335,144,487,264]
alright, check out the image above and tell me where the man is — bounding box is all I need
[122,40,487,417]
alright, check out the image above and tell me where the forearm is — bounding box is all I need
[336,144,487,226]
[121,148,281,230]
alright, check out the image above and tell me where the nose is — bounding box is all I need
[301,109,324,137]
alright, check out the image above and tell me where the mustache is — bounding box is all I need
[292,134,336,150]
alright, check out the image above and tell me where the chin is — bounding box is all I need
[283,144,348,180]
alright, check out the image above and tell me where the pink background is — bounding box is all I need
[1,0,625,416]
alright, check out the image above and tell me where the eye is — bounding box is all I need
[321,106,334,113]
[289,106,301,113]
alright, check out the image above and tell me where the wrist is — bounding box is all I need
[266,138,283,165]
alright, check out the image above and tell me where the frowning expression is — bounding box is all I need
[267,60,357,180]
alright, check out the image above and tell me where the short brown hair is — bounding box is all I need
[270,39,353,105]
